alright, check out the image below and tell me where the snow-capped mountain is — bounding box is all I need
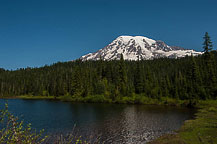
[80,36,202,61]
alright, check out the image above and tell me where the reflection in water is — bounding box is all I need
[0,99,195,144]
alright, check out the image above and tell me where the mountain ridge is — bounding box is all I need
[80,36,202,61]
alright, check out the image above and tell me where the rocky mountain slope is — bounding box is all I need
[80,36,202,61]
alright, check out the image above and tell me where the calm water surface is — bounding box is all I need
[0,99,196,143]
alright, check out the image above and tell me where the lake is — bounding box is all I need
[0,99,196,143]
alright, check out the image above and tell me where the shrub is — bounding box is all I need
[0,103,94,144]
[0,103,47,144]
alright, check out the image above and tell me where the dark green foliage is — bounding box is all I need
[203,32,213,54]
[201,33,217,99]
[0,51,217,101]
[0,103,47,144]
[0,33,217,101]
[0,103,96,144]
[134,60,144,94]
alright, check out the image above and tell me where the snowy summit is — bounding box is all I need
[80,36,202,61]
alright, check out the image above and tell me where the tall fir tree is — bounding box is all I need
[202,32,217,98]
[134,60,144,94]
[203,32,213,54]
[117,54,127,96]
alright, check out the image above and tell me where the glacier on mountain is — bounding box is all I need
[80,36,202,61]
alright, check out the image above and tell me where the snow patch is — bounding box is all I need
[79,35,203,61]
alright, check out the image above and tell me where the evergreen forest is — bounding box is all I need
[0,33,216,103]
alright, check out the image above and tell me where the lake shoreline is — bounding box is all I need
[149,100,217,144]
[1,96,217,144]
[0,95,198,108]
[1,98,196,143]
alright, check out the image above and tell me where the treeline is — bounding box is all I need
[0,51,217,101]
[0,33,217,101]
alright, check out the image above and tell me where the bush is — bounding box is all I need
[0,103,47,144]
[0,103,95,144]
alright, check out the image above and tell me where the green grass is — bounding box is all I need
[59,95,113,103]
[149,100,217,144]
[6,94,197,107]
[19,95,56,100]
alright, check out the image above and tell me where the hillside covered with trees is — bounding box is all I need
[0,33,216,103]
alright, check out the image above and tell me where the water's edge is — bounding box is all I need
[0,98,197,143]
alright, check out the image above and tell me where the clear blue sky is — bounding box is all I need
[0,0,217,70]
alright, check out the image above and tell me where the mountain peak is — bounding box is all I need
[80,36,202,61]
[116,35,156,46]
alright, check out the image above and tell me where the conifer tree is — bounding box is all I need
[71,67,83,97]
[117,54,127,96]
[190,55,201,100]
[191,55,201,84]
[202,32,217,97]
[134,61,144,94]
[203,32,213,53]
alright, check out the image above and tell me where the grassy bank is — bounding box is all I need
[4,94,198,107]
[1,95,56,100]
[19,95,56,100]
[149,100,217,144]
